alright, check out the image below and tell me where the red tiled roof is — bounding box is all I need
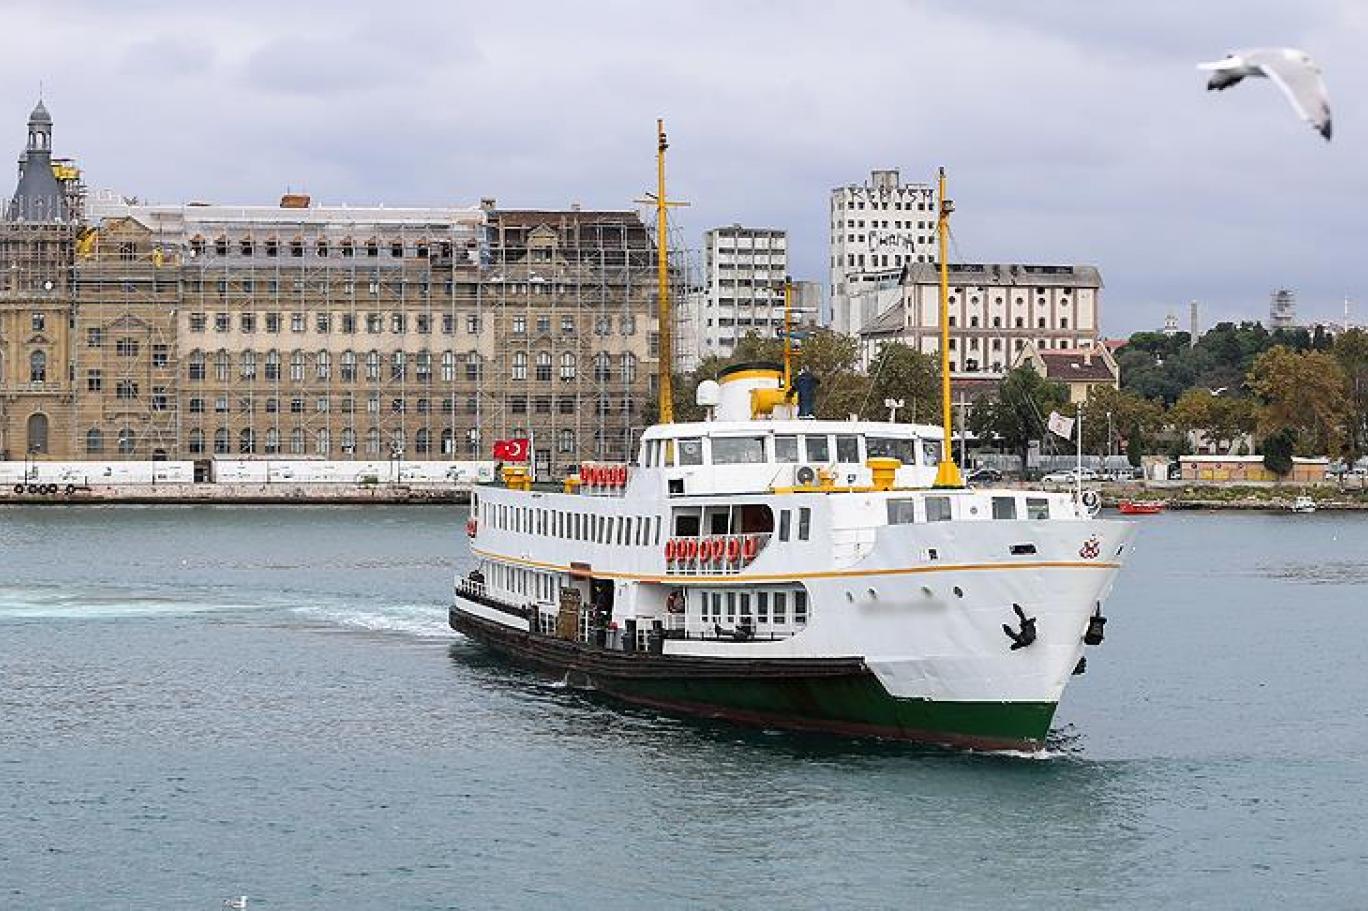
[1037,350,1117,382]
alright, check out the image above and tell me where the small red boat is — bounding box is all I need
[1117,500,1165,515]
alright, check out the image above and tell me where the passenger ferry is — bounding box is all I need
[449,130,1136,750]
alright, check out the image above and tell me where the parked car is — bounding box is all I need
[1041,467,1098,483]
[966,467,1003,484]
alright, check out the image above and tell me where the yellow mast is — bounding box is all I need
[782,278,793,392]
[654,119,673,423]
[933,167,964,488]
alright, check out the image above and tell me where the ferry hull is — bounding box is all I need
[450,604,1056,751]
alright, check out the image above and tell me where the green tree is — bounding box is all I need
[1081,386,1164,463]
[1332,328,1368,460]
[865,341,940,423]
[1247,346,1351,457]
[1262,428,1295,477]
[968,367,1069,466]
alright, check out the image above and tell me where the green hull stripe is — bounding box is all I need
[598,675,1057,747]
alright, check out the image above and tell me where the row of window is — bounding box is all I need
[481,499,663,549]
[188,237,457,260]
[181,394,625,417]
[886,495,1053,525]
[693,588,808,633]
[644,434,932,469]
[177,426,490,457]
[184,311,640,337]
[834,219,932,231]
[178,349,633,384]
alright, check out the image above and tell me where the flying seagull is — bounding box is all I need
[1198,48,1332,141]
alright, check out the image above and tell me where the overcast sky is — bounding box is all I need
[3,0,1364,335]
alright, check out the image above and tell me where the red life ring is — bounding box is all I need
[664,539,676,561]
[465,518,478,538]
[742,535,758,560]
[726,537,741,562]
[617,465,628,486]
[710,537,726,563]
[682,538,697,560]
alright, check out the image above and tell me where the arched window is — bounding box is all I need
[290,350,306,382]
[367,350,381,381]
[366,427,382,454]
[441,351,456,381]
[26,412,48,453]
[239,427,255,453]
[557,428,575,453]
[416,350,432,382]
[240,350,256,379]
[559,351,577,381]
[620,352,637,383]
[290,427,305,454]
[340,427,356,453]
[341,350,357,382]
[593,351,611,381]
[536,351,552,381]
[441,428,455,455]
[213,428,229,454]
[415,428,431,454]
[390,351,406,380]
[29,350,46,382]
[512,351,528,380]
[389,429,405,456]
[188,428,205,454]
[118,427,136,455]
[215,350,230,381]
[317,350,331,380]
[315,428,330,455]
[264,427,280,454]
[85,428,104,453]
[265,349,281,381]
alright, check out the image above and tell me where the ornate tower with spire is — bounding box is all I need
[8,100,68,223]
[0,100,77,459]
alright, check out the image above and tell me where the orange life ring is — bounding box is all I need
[682,538,697,561]
[742,535,758,560]
[710,537,726,563]
[726,537,741,562]
[664,539,676,561]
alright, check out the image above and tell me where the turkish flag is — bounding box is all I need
[492,438,529,461]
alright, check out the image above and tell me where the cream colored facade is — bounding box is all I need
[41,200,660,477]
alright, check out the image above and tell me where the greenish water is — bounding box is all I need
[1,506,1366,908]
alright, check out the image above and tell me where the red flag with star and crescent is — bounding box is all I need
[492,438,529,462]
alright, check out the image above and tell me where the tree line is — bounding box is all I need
[660,321,1368,475]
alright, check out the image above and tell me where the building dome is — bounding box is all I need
[28,100,51,125]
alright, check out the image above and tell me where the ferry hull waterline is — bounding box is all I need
[448,132,1136,752]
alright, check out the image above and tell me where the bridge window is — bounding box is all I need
[676,437,703,466]
[925,496,952,522]
[887,499,917,524]
[712,436,765,465]
[1026,497,1051,520]
[803,434,830,462]
[867,436,917,464]
[773,435,799,463]
[798,507,811,540]
[992,497,1017,520]
[835,435,860,463]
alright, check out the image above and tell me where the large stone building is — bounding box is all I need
[857,261,1104,402]
[829,168,937,337]
[0,104,663,476]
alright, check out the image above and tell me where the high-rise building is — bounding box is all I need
[1270,288,1296,329]
[694,225,788,359]
[829,169,936,337]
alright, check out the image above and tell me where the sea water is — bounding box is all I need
[2,505,1366,909]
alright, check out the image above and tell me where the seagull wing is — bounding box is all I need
[1247,48,1332,140]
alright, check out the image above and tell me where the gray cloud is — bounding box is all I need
[1,0,1364,334]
